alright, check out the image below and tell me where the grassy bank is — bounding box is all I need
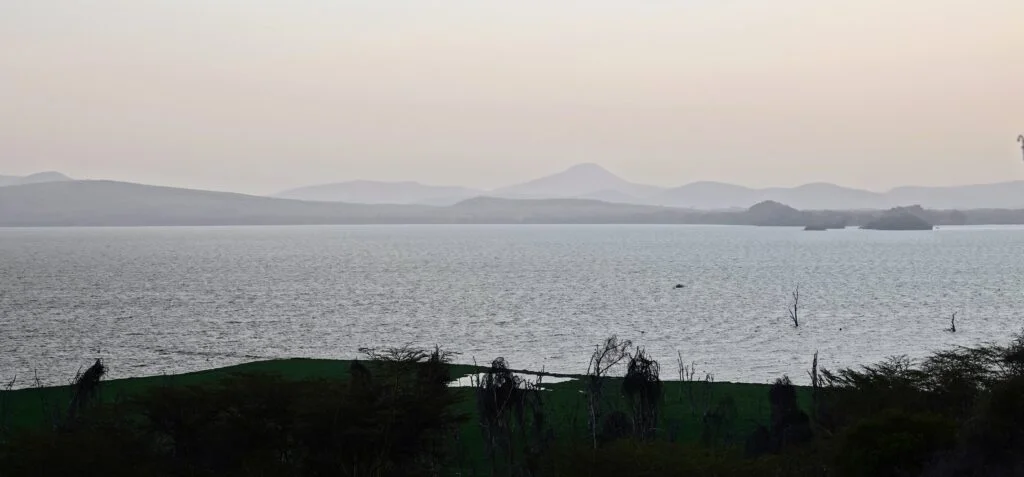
[5,333,1024,477]
[0,358,804,443]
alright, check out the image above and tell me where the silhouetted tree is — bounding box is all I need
[585,336,631,449]
[622,348,661,441]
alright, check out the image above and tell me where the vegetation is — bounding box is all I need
[3,331,1024,476]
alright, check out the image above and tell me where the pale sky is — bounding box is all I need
[2,0,1022,194]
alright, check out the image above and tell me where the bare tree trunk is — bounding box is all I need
[788,286,800,327]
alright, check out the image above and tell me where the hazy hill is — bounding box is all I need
[273,163,1024,210]
[5,180,1024,227]
[743,200,808,226]
[765,183,890,210]
[276,180,482,205]
[449,196,689,223]
[0,181,432,226]
[492,163,665,200]
[649,182,761,209]
[0,181,692,226]
[651,181,1024,210]
[886,182,1024,209]
[0,171,73,188]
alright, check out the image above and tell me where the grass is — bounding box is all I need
[0,359,809,462]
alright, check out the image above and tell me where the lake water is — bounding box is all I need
[2,225,1023,387]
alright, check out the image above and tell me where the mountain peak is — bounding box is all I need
[0,171,73,188]
[23,171,73,182]
[494,163,663,199]
[564,162,609,172]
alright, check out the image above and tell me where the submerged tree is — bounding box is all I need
[788,286,800,327]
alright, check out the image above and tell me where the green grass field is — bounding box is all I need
[0,358,809,472]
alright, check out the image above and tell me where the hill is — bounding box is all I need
[861,206,935,231]
[0,171,73,187]
[743,200,808,226]
[0,181,431,226]
[492,163,665,200]
[276,180,482,206]
[5,180,1024,227]
[0,181,693,226]
[273,163,1024,210]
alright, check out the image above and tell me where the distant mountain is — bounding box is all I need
[0,181,431,227]
[765,183,890,210]
[0,181,694,226]
[0,171,73,188]
[492,163,665,200]
[886,182,1024,210]
[274,163,1024,210]
[862,206,935,231]
[652,181,1024,210]
[743,200,808,226]
[276,180,482,205]
[649,182,761,209]
[5,180,1024,227]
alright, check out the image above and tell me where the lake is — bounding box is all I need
[2,225,1023,386]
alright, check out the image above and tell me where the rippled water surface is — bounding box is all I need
[2,225,1023,386]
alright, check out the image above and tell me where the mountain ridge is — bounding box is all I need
[275,180,482,206]
[272,164,1024,210]
[5,180,1024,227]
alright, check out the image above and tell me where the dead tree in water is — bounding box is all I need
[788,286,800,327]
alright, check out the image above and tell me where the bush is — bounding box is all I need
[833,410,957,477]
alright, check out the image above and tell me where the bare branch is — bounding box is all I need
[788,286,800,327]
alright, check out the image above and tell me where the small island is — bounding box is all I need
[804,220,847,231]
[861,210,934,231]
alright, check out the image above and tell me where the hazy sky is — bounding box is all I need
[2,0,1022,194]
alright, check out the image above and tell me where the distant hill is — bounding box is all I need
[492,163,665,200]
[0,181,431,227]
[5,180,1024,227]
[274,163,1024,210]
[652,182,889,210]
[0,171,73,188]
[886,182,1024,210]
[649,182,761,209]
[862,207,935,231]
[276,180,482,206]
[651,180,1024,210]
[0,181,693,226]
[743,201,808,226]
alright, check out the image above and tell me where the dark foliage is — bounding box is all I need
[6,330,1024,476]
[475,357,548,477]
[621,348,662,441]
[65,359,106,424]
[0,348,464,477]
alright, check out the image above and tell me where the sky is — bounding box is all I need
[2,0,1023,195]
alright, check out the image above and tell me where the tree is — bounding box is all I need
[788,286,800,327]
[585,336,632,449]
